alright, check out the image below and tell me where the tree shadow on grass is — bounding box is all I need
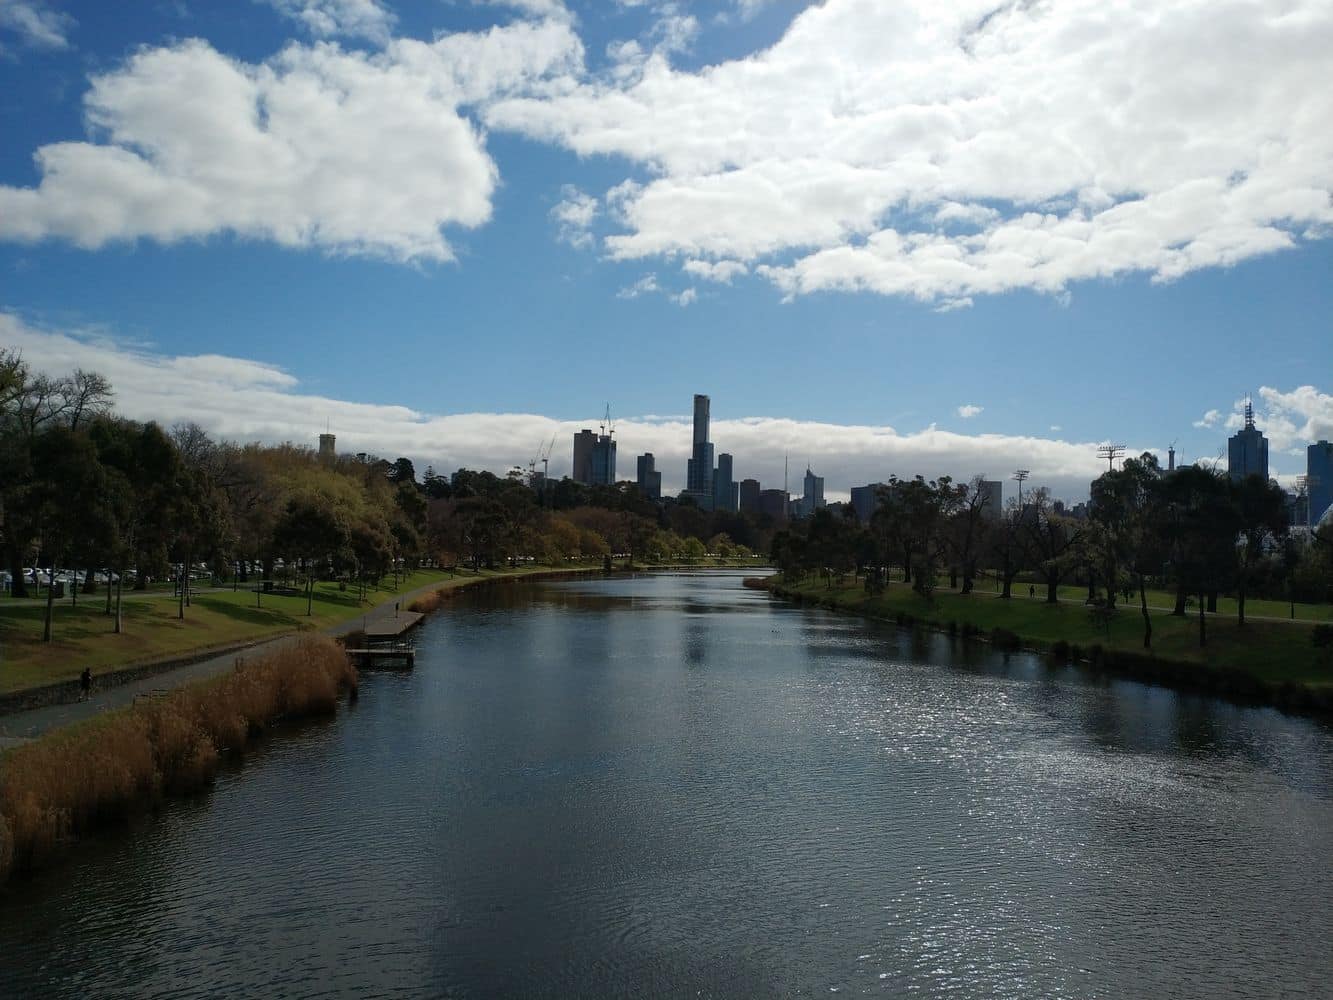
[194,597,301,628]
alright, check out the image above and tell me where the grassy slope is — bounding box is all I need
[777,576,1333,690]
[0,570,450,693]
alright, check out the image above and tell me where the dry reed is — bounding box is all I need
[0,636,356,883]
[406,588,450,614]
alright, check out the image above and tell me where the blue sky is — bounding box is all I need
[1,0,1330,499]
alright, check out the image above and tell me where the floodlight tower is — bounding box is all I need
[1012,469,1030,508]
[1097,443,1126,471]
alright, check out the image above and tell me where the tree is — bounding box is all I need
[273,493,349,616]
[24,428,106,640]
[1090,454,1164,647]
[1232,474,1288,627]
[1021,488,1083,604]
[945,475,992,594]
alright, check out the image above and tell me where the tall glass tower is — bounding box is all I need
[1227,399,1269,483]
[686,393,714,498]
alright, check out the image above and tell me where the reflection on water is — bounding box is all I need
[2,570,1330,998]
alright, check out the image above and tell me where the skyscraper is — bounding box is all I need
[978,480,1002,520]
[590,433,616,485]
[685,393,714,508]
[1228,399,1269,482]
[739,478,761,513]
[1309,440,1333,525]
[849,483,884,523]
[713,453,738,512]
[636,453,662,500]
[572,429,596,484]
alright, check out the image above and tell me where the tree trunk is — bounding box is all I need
[306,565,314,616]
[83,567,96,594]
[104,573,113,615]
[1047,578,1059,603]
[1086,572,1096,603]
[1237,574,1247,627]
[135,559,148,590]
[43,557,60,642]
[948,565,957,589]
[1173,579,1187,616]
[1139,572,1152,649]
[1207,591,1218,613]
[1198,590,1207,646]
[114,571,123,634]
[263,556,275,592]
[8,549,28,598]
[178,555,187,620]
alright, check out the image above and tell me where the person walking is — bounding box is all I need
[1029,584,1036,599]
[79,666,92,701]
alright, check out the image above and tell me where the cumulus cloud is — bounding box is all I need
[488,0,1333,302]
[551,185,598,248]
[261,0,396,45]
[0,0,73,49]
[1193,409,1222,429]
[3,311,1135,500]
[0,18,583,261]
[956,404,983,419]
[671,287,697,306]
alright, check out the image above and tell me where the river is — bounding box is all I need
[2,570,1330,998]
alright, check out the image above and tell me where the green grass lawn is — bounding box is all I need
[778,576,1333,690]
[981,573,1332,623]
[0,569,452,693]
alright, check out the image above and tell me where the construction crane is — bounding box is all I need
[599,403,615,439]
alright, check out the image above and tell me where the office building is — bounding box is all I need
[1309,440,1333,525]
[979,479,1003,520]
[590,433,616,485]
[849,483,884,524]
[791,465,826,519]
[572,429,596,484]
[1228,399,1269,482]
[739,478,761,513]
[713,453,738,512]
[757,488,788,523]
[636,453,662,500]
[318,432,336,460]
[686,394,714,496]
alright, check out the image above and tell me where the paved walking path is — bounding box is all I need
[0,575,460,749]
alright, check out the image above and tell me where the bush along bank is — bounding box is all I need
[768,578,1333,715]
[0,637,357,887]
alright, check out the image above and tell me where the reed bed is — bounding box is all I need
[0,636,356,884]
[407,588,452,615]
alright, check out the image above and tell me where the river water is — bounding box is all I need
[2,570,1330,998]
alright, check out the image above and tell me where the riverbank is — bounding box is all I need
[767,576,1333,713]
[0,559,768,703]
[0,636,357,888]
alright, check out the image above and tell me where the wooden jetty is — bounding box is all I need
[345,643,416,669]
[360,610,424,638]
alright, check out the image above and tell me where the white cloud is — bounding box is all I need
[1197,387,1332,455]
[1049,425,1061,433]
[488,0,1333,302]
[261,0,396,45]
[551,184,598,248]
[616,273,659,298]
[671,287,697,306]
[0,0,72,49]
[682,258,746,283]
[3,311,1137,500]
[956,404,983,419]
[0,18,583,261]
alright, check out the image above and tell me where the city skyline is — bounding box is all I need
[1,0,1330,499]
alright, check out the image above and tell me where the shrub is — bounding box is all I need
[990,627,1022,651]
[1049,639,1070,663]
[1312,624,1333,648]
